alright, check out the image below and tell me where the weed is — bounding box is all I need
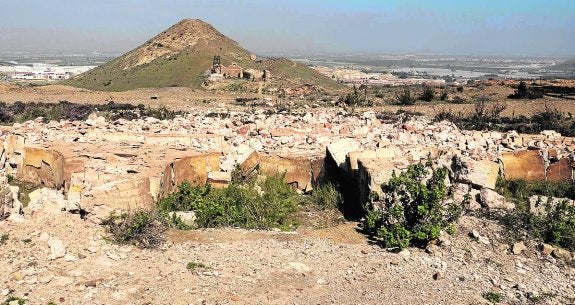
[2,296,25,305]
[159,174,303,230]
[6,174,13,184]
[482,291,504,303]
[362,162,461,249]
[186,261,207,271]
[101,210,167,249]
[306,183,343,210]
[492,178,575,251]
[22,238,32,243]
[0,233,8,245]
[395,86,415,105]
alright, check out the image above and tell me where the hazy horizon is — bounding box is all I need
[1,0,573,58]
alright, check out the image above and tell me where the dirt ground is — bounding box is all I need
[1,81,575,118]
[1,204,574,305]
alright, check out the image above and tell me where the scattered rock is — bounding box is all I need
[480,188,515,210]
[539,243,555,256]
[552,248,573,262]
[512,242,527,255]
[48,237,66,260]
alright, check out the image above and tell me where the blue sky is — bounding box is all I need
[0,0,573,57]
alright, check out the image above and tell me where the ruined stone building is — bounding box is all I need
[210,55,269,80]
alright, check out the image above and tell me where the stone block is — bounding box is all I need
[161,152,222,196]
[259,155,312,191]
[501,150,545,181]
[207,171,231,189]
[453,156,500,189]
[546,158,573,182]
[19,147,64,189]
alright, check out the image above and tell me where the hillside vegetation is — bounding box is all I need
[64,19,341,92]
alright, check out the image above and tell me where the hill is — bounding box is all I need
[64,19,342,92]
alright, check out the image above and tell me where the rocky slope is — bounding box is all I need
[64,19,341,92]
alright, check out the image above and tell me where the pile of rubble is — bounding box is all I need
[0,109,574,225]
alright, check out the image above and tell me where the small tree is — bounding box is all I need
[395,86,415,105]
[440,88,448,101]
[420,84,435,102]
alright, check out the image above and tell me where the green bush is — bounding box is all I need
[339,85,369,106]
[159,174,303,230]
[483,291,504,303]
[419,84,435,102]
[395,86,415,105]
[494,178,575,251]
[101,210,167,248]
[2,296,26,305]
[186,261,207,271]
[363,162,461,249]
[0,233,8,245]
[307,183,343,210]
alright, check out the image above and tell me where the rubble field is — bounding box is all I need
[1,106,575,304]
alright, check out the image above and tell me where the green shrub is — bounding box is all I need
[0,233,8,245]
[494,178,575,251]
[395,86,415,105]
[339,85,369,106]
[419,84,435,102]
[101,210,167,248]
[158,174,303,230]
[363,162,461,249]
[186,261,207,271]
[439,88,448,101]
[2,296,26,305]
[307,183,343,210]
[483,291,504,303]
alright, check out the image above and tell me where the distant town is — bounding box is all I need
[0,63,95,80]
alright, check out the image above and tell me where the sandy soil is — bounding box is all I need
[1,205,574,305]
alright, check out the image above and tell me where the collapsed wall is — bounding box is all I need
[1,109,574,222]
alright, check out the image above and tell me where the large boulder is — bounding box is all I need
[479,188,515,210]
[327,138,360,172]
[546,158,573,182]
[161,153,221,196]
[18,147,65,189]
[259,155,314,191]
[452,156,500,189]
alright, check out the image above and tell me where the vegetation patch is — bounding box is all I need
[159,175,302,230]
[186,261,208,271]
[362,162,461,249]
[2,296,26,305]
[159,173,344,231]
[0,233,8,245]
[0,101,182,125]
[493,178,575,251]
[101,210,167,249]
[482,291,504,303]
[435,101,575,137]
